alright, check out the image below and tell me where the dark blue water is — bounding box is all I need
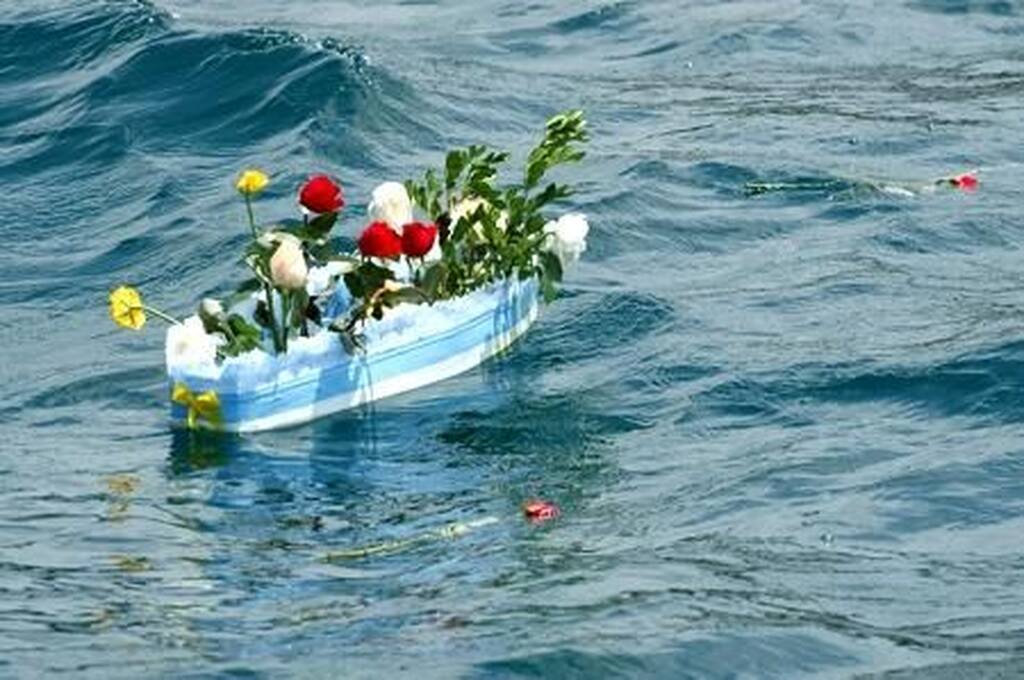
[4,0,1024,676]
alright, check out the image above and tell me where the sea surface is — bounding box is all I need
[3,0,1024,677]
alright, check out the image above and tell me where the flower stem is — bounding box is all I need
[220,321,238,344]
[279,292,290,353]
[244,195,259,241]
[244,195,285,352]
[141,305,180,325]
[265,285,283,353]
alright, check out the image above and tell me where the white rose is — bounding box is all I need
[269,238,308,290]
[166,316,221,367]
[367,182,412,231]
[543,213,589,267]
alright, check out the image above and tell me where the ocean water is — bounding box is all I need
[3,0,1024,677]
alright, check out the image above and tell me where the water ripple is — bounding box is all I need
[3,0,1024,676]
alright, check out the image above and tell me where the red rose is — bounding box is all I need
[358,221,402,259]
[299,174,344,214]
[951,172,979,192]
[522,499,560,524]
[401,222,438,258]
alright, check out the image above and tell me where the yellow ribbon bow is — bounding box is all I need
[171,383,222,430]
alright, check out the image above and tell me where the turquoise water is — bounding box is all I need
[3,0,1024,677]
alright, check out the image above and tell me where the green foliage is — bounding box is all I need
[218,315,262,359]
[233,202,346,354]
[525,110,588,189]
[419,261,448,300]
[398,110,587,310]
[538,250,563,304]
[193,111,587,363]
[327,111,587,354]
[408,145,512,224]
[343,261,394,300]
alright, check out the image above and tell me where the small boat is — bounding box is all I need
[166,277,539,432]
[107,112,591,432]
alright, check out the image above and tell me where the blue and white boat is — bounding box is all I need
[166,276,540,432]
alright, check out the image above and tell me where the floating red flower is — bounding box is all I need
[299,174,345,214]
[522,499,560,524]
[401,222,438,258]
[358,221,402,259]
[951,172,979,192]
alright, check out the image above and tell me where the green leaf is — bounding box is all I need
[451,213,473,244]
[227,314,260,339]
[467,180,500,205]
[426,169,441,198]
[343,271,366,299]
[235,278,262,295]
[540,250,563,283]
[343,261,394,302]
[305,298,322,326]
[420,262,447,301]
[524,109,588,189]
[253,301,272,329]
[307,212,338,238]
[306,239,335,264]
[289,290,309,328]
[445,150,467,190]
[481,211,505,247]
[390,110,587,304]
[218,314,263,358]
[533,182,573,209]
[245,254,272,285]
[405,180,425,211]
[540,273,558,304]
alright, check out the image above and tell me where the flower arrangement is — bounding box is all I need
[109,110,590,379]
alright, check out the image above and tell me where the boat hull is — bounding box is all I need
[169,278,539,432]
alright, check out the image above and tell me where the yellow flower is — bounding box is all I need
[109,285,146,330]
[236,169,269,195]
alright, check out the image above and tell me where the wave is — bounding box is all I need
[1,6,385,181]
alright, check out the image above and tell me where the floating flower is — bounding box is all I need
[358,221,403,260]
[950,172,979,192]
[543,213,589,266]
[523,499,560,524]
[401,222,438,258]
[236,169,269,196]
[299,174,344,214]
[109,285,146,330]
[367,182,412,231]
[269,238,309,290]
